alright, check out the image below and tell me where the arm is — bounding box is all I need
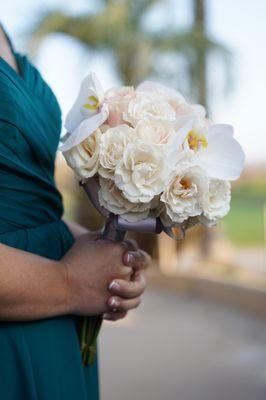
[0,242,69,321]
[0,234,149,322]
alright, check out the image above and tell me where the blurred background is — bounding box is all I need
[2,1,266,399]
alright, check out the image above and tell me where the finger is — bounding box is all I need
[123,250,151,270]
[108,274,146,299]
[107,296,142,312]
[103,311,128,321]
[101,241,133,277]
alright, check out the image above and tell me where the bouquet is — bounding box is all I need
[60,72,245,365]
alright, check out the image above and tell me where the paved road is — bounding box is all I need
[99,288,266,400]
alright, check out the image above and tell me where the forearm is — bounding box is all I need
[0,243,71,321]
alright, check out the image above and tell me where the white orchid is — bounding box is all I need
[60,72,109,152]
[179,124,245,181]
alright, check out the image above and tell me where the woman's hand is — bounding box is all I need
[60,233,151,319]
[60,233,133,317]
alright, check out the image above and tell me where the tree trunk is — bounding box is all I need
[193,0,207,109]
[193,0,213,258]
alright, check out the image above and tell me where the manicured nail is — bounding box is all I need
[109,281,120,291]
[124,252,134,265]
[109,298,118,307]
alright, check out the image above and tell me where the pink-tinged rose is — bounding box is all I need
[136,80,206,122]
[105,86,136,127]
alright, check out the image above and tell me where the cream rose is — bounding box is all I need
[104,86,136,127]
[99,125,135,179]
[124,92,176,127]
[63,129,101,181]
[136,81,206,122]
[135,117,175,146]
[160,166,207,223]
[115,141,168,203]
[98,177,152,222]
[199,179,231,226]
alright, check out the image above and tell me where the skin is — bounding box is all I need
[0,26,150,323]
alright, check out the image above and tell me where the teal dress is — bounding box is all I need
[0,31,99,399]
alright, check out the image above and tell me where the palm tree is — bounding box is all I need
[154,0,232,110]
[31,0,231,98]
[31,0,160,85]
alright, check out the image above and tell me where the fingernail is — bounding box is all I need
[109,281,120,291]
[109,298,118,307]
[124,252,134,265]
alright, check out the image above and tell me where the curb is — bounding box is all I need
[148,272,266,317]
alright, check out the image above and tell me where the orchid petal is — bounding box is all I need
[65,72,104,133]
[195,128,245,180]
[60,103,109,152]
[208,124,234,137]
[175,115,196,144]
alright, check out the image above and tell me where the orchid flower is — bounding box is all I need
[187,124,245,181]
[59,72,109,152]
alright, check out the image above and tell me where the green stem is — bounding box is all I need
[80,317,88,351]
[80,316,103,367]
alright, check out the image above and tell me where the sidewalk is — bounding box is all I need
[99,287,266,400]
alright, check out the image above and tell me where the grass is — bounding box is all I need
[222,179,266,246]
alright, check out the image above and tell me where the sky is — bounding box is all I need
[1,0,266,165]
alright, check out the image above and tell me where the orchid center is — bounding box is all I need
[187,131,208,151]
[83,95,100,111]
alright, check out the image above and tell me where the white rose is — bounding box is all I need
[63,129,101,181]
[124,92,176,127]
[160,166,207,223]
[98,177,152,222]
[99,125,135,179]
[104,86,136,127]
[135,117,175,146]
[136,81,206,121]
[199,179,231,225]
[115,141,168,203]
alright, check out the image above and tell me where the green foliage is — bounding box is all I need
[222,180,266,246]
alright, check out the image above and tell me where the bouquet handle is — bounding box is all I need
[101,215,126,242]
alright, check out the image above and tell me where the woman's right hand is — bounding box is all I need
[60,232,134,317]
